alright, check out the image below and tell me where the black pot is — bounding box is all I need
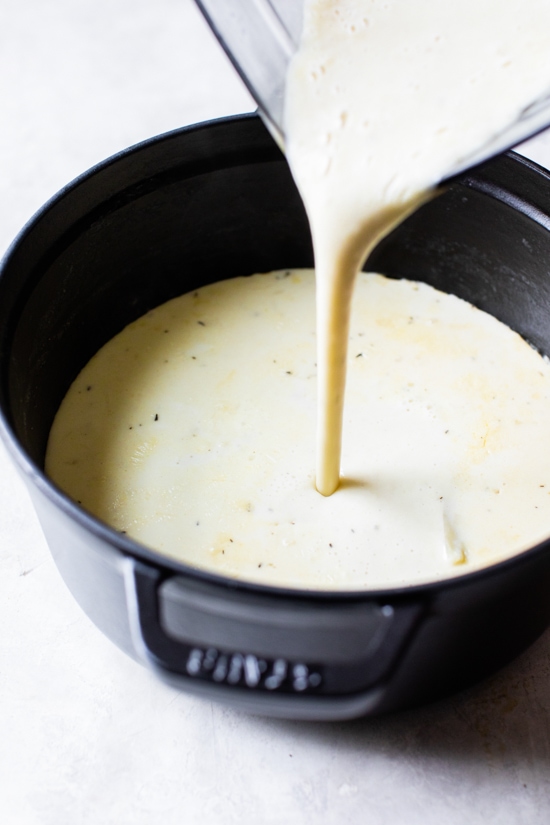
[2,113,550,720]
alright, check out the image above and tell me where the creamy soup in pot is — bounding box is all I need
[46,0,550,589]
[46,269,550,590]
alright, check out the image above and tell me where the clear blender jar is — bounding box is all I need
[193,0,550,177]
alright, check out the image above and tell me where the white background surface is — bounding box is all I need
[2,2,550,823]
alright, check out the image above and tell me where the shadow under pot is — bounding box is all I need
[1,113,550,720]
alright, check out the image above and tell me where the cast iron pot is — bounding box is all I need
[2,114,550,720]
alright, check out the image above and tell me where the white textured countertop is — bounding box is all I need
[3,2,550,823]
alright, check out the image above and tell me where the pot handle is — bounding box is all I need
[123,557,426,719]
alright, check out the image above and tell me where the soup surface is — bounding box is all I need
[46,270,550,590]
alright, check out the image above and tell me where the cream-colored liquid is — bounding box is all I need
[46,0,550,590]
[46,270,550,590]
[284,0,550,495]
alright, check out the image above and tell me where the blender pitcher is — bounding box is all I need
[193,0,550,178]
